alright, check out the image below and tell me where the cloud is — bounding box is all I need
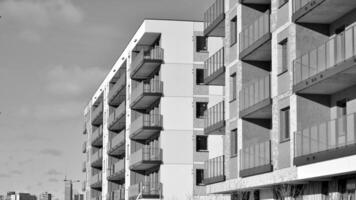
[46,169,62,175]
[0,0,84,27]
[39,148,62,157]
[0,173,11,178]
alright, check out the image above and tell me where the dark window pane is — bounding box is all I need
[230,129,238,156]
[230,17,237,46]
[280,107,290,141]
[196,135,208,151]
[196,69,205,85]
[196,169,204,185]
[196,102,208,119]
[196,36,207,52]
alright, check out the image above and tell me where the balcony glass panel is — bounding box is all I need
[204,0,224,31]
[203,155,225,184]
[130,146,162,165]
[109,159,125,176]
[92,149,103,164]
[204,101,225,131]
[129,181,161,197]
[109,130,125,151]
[204,48,224,81]
[108,74,126,105]
[131,80,163,105]
[91,125,103,145]
[91,101,103,124]
[241,140,271,170]
[91,173,102,185]
[240,76,270,111]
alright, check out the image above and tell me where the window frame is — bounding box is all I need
[230,16,237,46]
[230,129,238,157]
[278,38,288,76]
[230,73,237,102]
[280,106,290,142]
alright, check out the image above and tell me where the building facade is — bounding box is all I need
[82,19,224,200]
[39,193,52,200]
[65,181,73,200]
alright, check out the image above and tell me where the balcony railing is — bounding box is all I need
[239,11,271,60]
[240,140,272,177]
[294,112,356,166]
[293,25,356,94]
[204,48,225,85]
[108,102,126,132]
[92,101,103,125]
[108,130,126,156]
[130,147,162,171]
[91,149,103,169]
[130,80,163,110]
[108,159,125,181]
[204,101,225,135]
[130,46,164,80]
[91,126,103,147]
[82,161,86,172]
[130,114,163,140]
[203,155,225,185]
[110,189,125,200]
[108,75,126,106]
[82,141,86,153]
[128,181,162,198]
[239,75,271,118]
[203,0,225,37]
[90,173,102,189]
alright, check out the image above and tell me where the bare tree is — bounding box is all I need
[273,184,304,200]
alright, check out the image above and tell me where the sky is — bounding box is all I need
[0,0,212,199]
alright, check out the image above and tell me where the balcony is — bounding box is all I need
[129,147,162,171]
[108,75,126,107]
[203,155,226,185]
[128,181,162,199]
[130,46,164,80]
[293,25,356,95]
[294,112,356,166]
[91,149,103,169]
[203,0,225,37]
[91,126,103,148]
[292,0,356,25]
[239,0,270,5]
[204,101,225,135]
[108,102,126,132]
[204,48,225,86]
[109,189,125,200]
[82,161,86,172]
[108,159,125,182]
[239,11,271,64]
[108,130,126,157]
[82,181,86,192]
[239,76,272,119]
[91,101,103,126]
[90,173,102,190]
[130,114,163,140]
[82,141,86,153]
[83,123,87,135]
[130,80,163,110]
[240,140,273,177]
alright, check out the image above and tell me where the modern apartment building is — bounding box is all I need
[200,0,356,199]
[82,19,224,200]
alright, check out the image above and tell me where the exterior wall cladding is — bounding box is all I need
[82,0,356,199]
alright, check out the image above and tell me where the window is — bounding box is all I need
[253,190,260,200]
[230,129,238,157]
[196,102,208,119]
[230,16,237,46]
[279,39,288,74]
[196,68,205,85]
[230,73,237,101]
[196,135,208,152]
[278,0,289,8]
[196,36,207,52]
[196,169,204,186]
[280,107,290,141]
[337,99,347,116]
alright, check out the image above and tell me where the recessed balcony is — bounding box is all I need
[130,114,163,140]
[204,48,225,86]
[293,25,356,95]
[129,147,162,171]
[91,149,103,169]
[108,102,126,132]
[109,189,125,200]
[91,101,103,126]
[130,46,164,80]
[107,159,125,182]
[82,141,86,153]
[108,74,126,107]
[294,112,356,166]
[204,101,225,135]
[82,161,86,173]
[90,173,102,190]
[130,80,163,110]
[91,126,103,148]
[292,0,356,25]
[239,75,272,119]
[203,155,226,185]
[108,130,126,157]
[240,140,273,177]
[203,0,225,37]
[128,181,162,199]
[83,123,87,135]
[82,181,86,192]
[239,11,271,64]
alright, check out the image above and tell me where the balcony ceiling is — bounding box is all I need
[133,32,161,51]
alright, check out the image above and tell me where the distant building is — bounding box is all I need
[64,181,72,200]
[73,194,83,200]
[16,193,36,200]
[39,193,51,200]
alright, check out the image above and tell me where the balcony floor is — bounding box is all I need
[293,0,356,24]
[130,127,162,141]
[130,160,162,171]
[240,33,271,62]
[130,94,162,110]
[107,171,125,182]
[130,60,163,80]
[203,175,226,185]
[204,121,226,135]
[204,67,225,86]
[204,14,225,37]
[240,98,272,119]
[294,58,356,95]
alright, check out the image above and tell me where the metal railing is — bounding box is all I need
[131,80,163,102]
[129,181,162,197]
[204,48,225,79]
[91,125,103,144]
[131,114,163,131]
[109,159,125,176]
[109,130,125,150]
[111,188,125,200]
[204,0,225,30]
[240,140,271,170]
[295,112,356,157]
[293,24,356,85]
[92,101,103,122]
[108,102,126,126]
[204,101,225,129]
[240,75,270,111]
[109,75,126,103]
[240,11,270,52]
[92,149,103,163]
[204,155,225,180]
[131,46,164,72]
[130,147,162,166]
[91,173,102,185]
